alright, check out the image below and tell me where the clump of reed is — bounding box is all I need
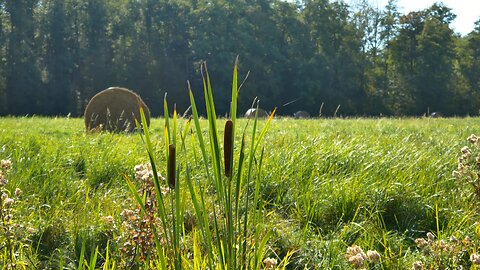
[124,60,292,269]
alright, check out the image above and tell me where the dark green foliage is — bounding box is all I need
[32,220,70,261]
[4,0,43,115]
[74,226,113,268]
[0,1,479,116]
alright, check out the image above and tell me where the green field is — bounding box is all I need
[0,116,479,269]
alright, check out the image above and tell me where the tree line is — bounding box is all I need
[0,0,479,117]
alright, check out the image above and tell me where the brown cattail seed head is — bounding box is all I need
[224,120,234,177]
[168,144,176,189]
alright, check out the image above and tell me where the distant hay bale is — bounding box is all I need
[84,87,150,132]
[294,110,311,119]
[244,108,268,119]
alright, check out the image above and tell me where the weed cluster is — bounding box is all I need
[0,159,29,268]
[119,163,170,267]
[404,135,480,270]
[453,134,480,198]
[412,232,477,269]
[345,244,380,269]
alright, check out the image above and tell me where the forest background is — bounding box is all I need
[0,0,479,117]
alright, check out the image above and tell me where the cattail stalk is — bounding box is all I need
[224,120,234,177]
[168,144,176,189]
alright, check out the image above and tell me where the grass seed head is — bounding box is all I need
[471,253,480,265]
[3,197,14,208]
[367,250,380,262]
[0,172,6,187]
[263,257,278,269]
[1,159,12,170]
[346,245,368,268]
[412,261,424,270]
[468,134,478,144]
[348,253,365,268]
[415,238,428,248]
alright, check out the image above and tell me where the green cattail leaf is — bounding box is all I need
[231,57,238,125]
[173,104,177,146]
[164,94,171,144]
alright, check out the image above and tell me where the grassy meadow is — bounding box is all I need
[1,115,480,269]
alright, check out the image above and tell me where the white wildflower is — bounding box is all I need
[366,250,380,262]
[412,261,423,270]
[471,253,480,265]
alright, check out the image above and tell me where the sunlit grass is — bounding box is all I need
[0,113,479,268]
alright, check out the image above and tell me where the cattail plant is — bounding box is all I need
[128,59,282,269]
[187,59,277,269]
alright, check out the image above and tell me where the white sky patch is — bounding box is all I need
[356,0,480,35]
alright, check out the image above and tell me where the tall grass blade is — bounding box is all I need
[187,82,216,269]
[164,94,171,144]
[231,57,239,124]
[188,82,212,181]
[201,63,225,205]
[254,230,273,270]
[88,246,98,270]
[200,63,227,270]
[78,241,86,270]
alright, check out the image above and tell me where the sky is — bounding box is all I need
[361,0,480,35]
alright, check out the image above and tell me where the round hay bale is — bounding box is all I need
[244,108,268,119]
[84,87,150,132]
[294,110,311,119]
